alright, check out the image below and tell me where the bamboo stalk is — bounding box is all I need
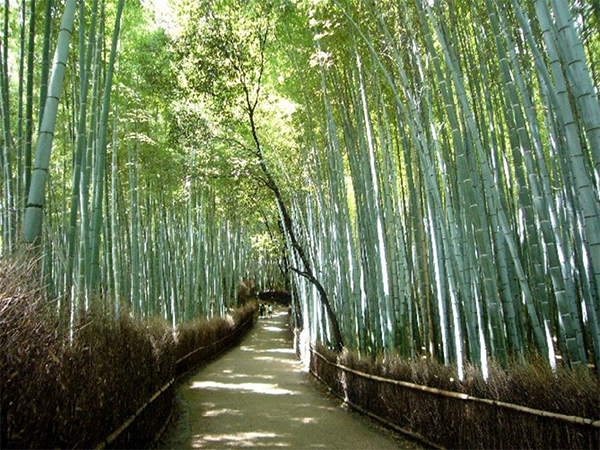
[22,0,78,244]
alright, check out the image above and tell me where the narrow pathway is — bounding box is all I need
[159,308,418,449]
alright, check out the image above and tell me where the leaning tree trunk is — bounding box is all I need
[252,120,344,351]
[241,71,345,350]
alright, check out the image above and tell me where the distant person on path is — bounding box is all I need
[259,303,265,318]
[268,304,273,318]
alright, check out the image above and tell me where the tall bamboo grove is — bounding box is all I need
[285,0,600,378]
[0,1,278,331]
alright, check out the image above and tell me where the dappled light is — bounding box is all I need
[253,355,301,366]
[201,407,242,418]
[290,416,318,425]
[193,431,290,448]
[240,345,297,356]
[2,0,599,448]
[219,373,276,381]
[161,308,405,449]
[190,380,298,396]
[263,326,286,332]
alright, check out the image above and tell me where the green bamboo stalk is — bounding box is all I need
[89,0,125,290]
[22,0,77,245]
[37,0,52,129]
[128,111,141,317]
[315,60,360,349]
[23,0,35,204]
[549,0,600,176]
[66,0,99,290]
[1,0,14,253]
[534,0,599,366]
[493,0,589,367]
[110,107,121,317]
[512,0,600,312]
[424,0,550,360]
[16,0,25,227]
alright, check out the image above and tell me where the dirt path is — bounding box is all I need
[159,308,419,449]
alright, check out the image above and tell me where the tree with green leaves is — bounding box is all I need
[170,0,345,349]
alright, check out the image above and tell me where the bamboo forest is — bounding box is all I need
[1,0,599,448]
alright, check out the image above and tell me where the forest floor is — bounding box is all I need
[158,307,422,449]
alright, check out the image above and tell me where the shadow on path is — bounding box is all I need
[159,308,417,449]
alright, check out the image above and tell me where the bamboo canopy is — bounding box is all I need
[1,0,599,376]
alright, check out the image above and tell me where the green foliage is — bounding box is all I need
[167,0,310,217]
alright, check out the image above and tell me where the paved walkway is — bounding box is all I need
[160,308,417,449]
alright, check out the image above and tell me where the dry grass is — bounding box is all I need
[174,303,256,376]
[311,344,600,449]
[0,256,256,449]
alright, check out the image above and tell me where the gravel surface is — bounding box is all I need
[159,308,421,449]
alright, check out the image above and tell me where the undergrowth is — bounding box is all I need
[312,344,599,449]
[0,256,255,449]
